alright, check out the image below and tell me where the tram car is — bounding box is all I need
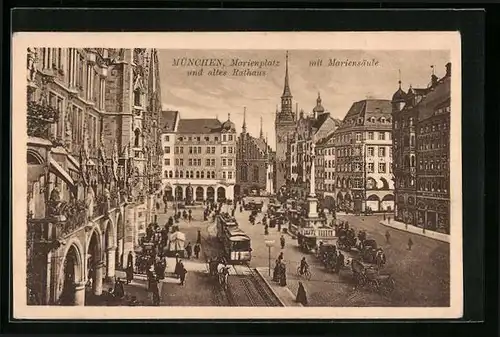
[216,213,238,240]
[223,227,252,264]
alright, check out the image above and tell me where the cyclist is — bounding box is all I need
[299,257,309,275]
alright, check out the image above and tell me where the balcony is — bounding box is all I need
[27,101,59,139]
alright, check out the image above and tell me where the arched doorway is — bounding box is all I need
[207,187,215,201]
[87,229,103,297]
[59,245,83,305]
[381,194,395,211]
[234,185,241,199]
[175,186,183,201]
[186,184,194,202]
[366,194,381,212]
[217,187,226,201]
[380,177,390,190]
[195,187,204,201]
[164,185,173,201]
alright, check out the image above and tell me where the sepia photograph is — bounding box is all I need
[12,32,462,319]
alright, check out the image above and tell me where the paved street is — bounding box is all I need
[234,198,450,307]
[119,199,449,307]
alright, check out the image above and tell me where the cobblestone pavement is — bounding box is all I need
[234,199,450,307]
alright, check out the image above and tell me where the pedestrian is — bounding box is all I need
[188,209,192,222]
[179,263,187,286]
[296,281,308,306]
[264,224,269,235]
[126,252,134,283]
[185,242,192,259]
[385,230,391,243]
[113,278,125,298]
[197,230,202,244]
[280,234,285,249]
[279,262,287,287]
[194,243,201,259]
[151,278,160,305]
[388,216,391,224]
[273,260,280,282]
[407,237,413,250]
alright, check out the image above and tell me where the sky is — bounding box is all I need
[158,49,450,149]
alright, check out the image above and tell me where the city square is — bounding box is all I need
[24,47,451,308]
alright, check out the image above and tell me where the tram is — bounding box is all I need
[216,213,238,240]
[223,227,252,264]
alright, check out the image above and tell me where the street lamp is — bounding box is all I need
[264,240,275,276]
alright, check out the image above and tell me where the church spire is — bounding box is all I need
[280,51,293,119]
[242,107,247,134]
[259,117,264,139]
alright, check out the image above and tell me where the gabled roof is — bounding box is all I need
[159,110,178,133]
[177,119,222,134]
[339,99,392,129]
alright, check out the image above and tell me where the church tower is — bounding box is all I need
[274,51,297,191]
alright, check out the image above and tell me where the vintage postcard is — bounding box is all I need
[12,32,462,319]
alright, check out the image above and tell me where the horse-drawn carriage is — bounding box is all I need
[351,259,395,295]
[316,244,338,272]
[337,227,357,251]
[357,238,386,268]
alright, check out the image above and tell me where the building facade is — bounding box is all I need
[275,52,297,192]
[26,48,162,306]
[159,110,180,200]
[393,63,451,234]
[333,99,394,213]
[235,110,275,197]
[170,115,237,202]
[317,132,337,210]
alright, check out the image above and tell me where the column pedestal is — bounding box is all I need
[74,281,86,306]
[106,247,116,280]
[93,262,104,296]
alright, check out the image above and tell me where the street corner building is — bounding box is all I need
[331,99,395,214]
[26,48,164,306]
[159,110,237,203]
[392,63,451,234]
[235,108,275,198]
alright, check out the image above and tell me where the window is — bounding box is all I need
[222,146,227,154]
[164,135,170,142]
[180,147,184,154]
[211,159,215,166]
[367,147,374,157]
[164,171,168,178]
[211,171,216,179]
[229,135,233,141]
[169,171,173,178]
[188,159,193,166]
[189,147,193,154]
[201,171,205,179]
[197,137,201,142]
[222,159,227,166]
[206,159,211,166]
[223,135,227,142]
[164,159,170,166]
[205,136,210,141]
[180,171,183,178]
[378,132,386,140]
[229,147,233,154]
[228,172,233,179]
[388,132,392,140]
[389,147,392,157]
[196,171,200,179]
[367,163,374,173]
[368,132,374,140]
[206,147,210,154]
[215,137,219,142]
[223,172,226,179]
[175,147,179,154]
[378,147,386,157]
[188,136,192,141]
[190,171,194,178]
[164,146,170,154]
[212,146,216,154]
[356,132,362,141]
[198,146,202,153]
[175,170,179,178]
[253,166,259,181]
[179,159,184,166]
[175,158,179,165]
[378,163,386,173]
[228,159,233,166]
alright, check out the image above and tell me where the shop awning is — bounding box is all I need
[49,157,75,187]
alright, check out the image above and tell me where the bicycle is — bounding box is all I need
[296,265,312,281]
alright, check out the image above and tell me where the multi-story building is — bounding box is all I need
[171,115,237,202]
[288,93,341,199]
[275,52,297,193]
[235,109,275,197]
[333,99,394,213]
[26,48,162,306]
[316,132,337,210]
[159,110,180,200]
[393,63,451,234]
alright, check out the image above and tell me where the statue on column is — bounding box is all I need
[98,135,107,184]
[111,140,119,182]
[64,102,73,150]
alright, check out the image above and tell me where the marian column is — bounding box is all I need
[307,136,319,219]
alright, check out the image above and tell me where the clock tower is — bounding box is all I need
[275,51,297,191]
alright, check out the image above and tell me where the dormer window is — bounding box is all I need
[370,117,375,123]
[380,117,386,123]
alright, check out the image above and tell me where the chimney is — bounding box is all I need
[445,62,451,77]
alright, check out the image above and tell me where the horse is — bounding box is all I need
[218,265,230,290]
[375,250,386,269]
